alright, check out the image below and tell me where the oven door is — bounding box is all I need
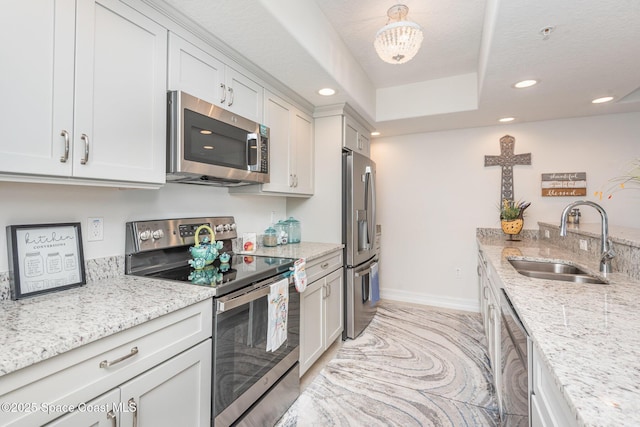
[213,275,299,426]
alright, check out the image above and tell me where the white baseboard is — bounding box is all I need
[380,288,480,313]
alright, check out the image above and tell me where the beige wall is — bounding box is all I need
[372,112,640,311]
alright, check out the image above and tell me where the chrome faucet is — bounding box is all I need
[559,201,615,274]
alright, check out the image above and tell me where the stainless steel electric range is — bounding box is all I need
[125,217,300,427]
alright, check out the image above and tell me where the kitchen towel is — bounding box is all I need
[293,258,307,292]
[267,277,289,352]
[370,262,380,306]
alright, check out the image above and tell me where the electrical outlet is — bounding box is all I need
[579,239,588,251]
[544,229,550,239]
[87,217,104,242]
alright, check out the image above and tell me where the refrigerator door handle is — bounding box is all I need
[369,166,376,249]
[364,166,376,250]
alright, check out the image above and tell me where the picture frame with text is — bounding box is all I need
[6,222,86,300]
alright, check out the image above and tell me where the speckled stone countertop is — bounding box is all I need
[477,235,640,427]
[237,241,344,260]
[0,276,216,377]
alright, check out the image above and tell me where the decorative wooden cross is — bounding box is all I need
[484,135,531,202]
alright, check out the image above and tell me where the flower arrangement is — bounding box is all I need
[595,158,640,200]
[500,199,531,221]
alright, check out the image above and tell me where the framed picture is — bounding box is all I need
[6,222,86,300]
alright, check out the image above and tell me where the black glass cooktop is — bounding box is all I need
[144,254,295,297]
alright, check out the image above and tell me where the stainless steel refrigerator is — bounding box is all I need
[343,149,379,339]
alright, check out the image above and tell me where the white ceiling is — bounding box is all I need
[152,0,640,137]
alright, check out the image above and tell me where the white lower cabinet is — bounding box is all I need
[477,249,502,408]
[0,300,212,427]
[300,251,344,376]
[530,345,578,427]
[46,340,211,427]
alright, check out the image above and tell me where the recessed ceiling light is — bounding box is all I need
[513,80,538,89]
[499,117,515,123]
[371,131,381,137]
[592,96,614,104]
[318,88,336,96]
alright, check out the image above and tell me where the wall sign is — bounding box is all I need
[6,223,86,299]
[541,172,587,197]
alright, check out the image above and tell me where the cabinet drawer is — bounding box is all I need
[0,300,212,426]
[306,251,343,284]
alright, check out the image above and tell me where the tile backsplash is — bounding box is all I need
[0,255,124,301]
[538,222,640,281]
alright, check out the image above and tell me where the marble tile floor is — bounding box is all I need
[276,300,500,427]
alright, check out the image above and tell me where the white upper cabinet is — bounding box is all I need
[168,33,263,123]
[344,115,370,157]
[0,0,167,186]
[231,90,314,196]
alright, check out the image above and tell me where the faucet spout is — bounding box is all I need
[559,200,614,274]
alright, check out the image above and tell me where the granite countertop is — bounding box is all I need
[477,235,640,427]
[0,276,217,378]
[0,241,342,379]
[237,241,344,260]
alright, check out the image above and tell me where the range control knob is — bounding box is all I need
[223,224,231,231]
[152,229,164,240]
[230,223,237,230]
[215,224,224,233]
[139,230,151,241]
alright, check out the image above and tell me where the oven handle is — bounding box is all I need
[217,274,292,313]
[217,285,270,313]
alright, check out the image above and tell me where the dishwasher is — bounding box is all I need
[500,289,530,426]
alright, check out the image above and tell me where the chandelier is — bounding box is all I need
[374,4,424,64]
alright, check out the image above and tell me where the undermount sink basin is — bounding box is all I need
[508,259,607,285]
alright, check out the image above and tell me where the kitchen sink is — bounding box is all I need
[508,259,607,284]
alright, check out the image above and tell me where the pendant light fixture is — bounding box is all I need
[374,4,424,64]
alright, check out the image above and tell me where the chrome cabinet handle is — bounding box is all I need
[289,174,294,187]
[294,174,298,187]
[60,130,70,162]
[107,409,117,427]
[324,285,331,298]
[129,398,137,427]
[80,133,89,164]
[99,347,139,368]
[228,87,234,106]
[321,262,330,269]
[220,83,226,104]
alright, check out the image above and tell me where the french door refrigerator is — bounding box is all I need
[343,149,379,339]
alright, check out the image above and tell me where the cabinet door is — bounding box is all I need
[226,67,263,123]
[343,116,370,157]
[262,93,293,193]
[0,0,75,177]
[324,269,344,345]
[45,389,121,427]
[291,109,314,195]
[530,345,577,427]
[120,339,211,427]
[167,33,225,108]
[299,281,325,376]
[73,0,166,184]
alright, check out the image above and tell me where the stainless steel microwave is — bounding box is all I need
[167,91,269,186]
